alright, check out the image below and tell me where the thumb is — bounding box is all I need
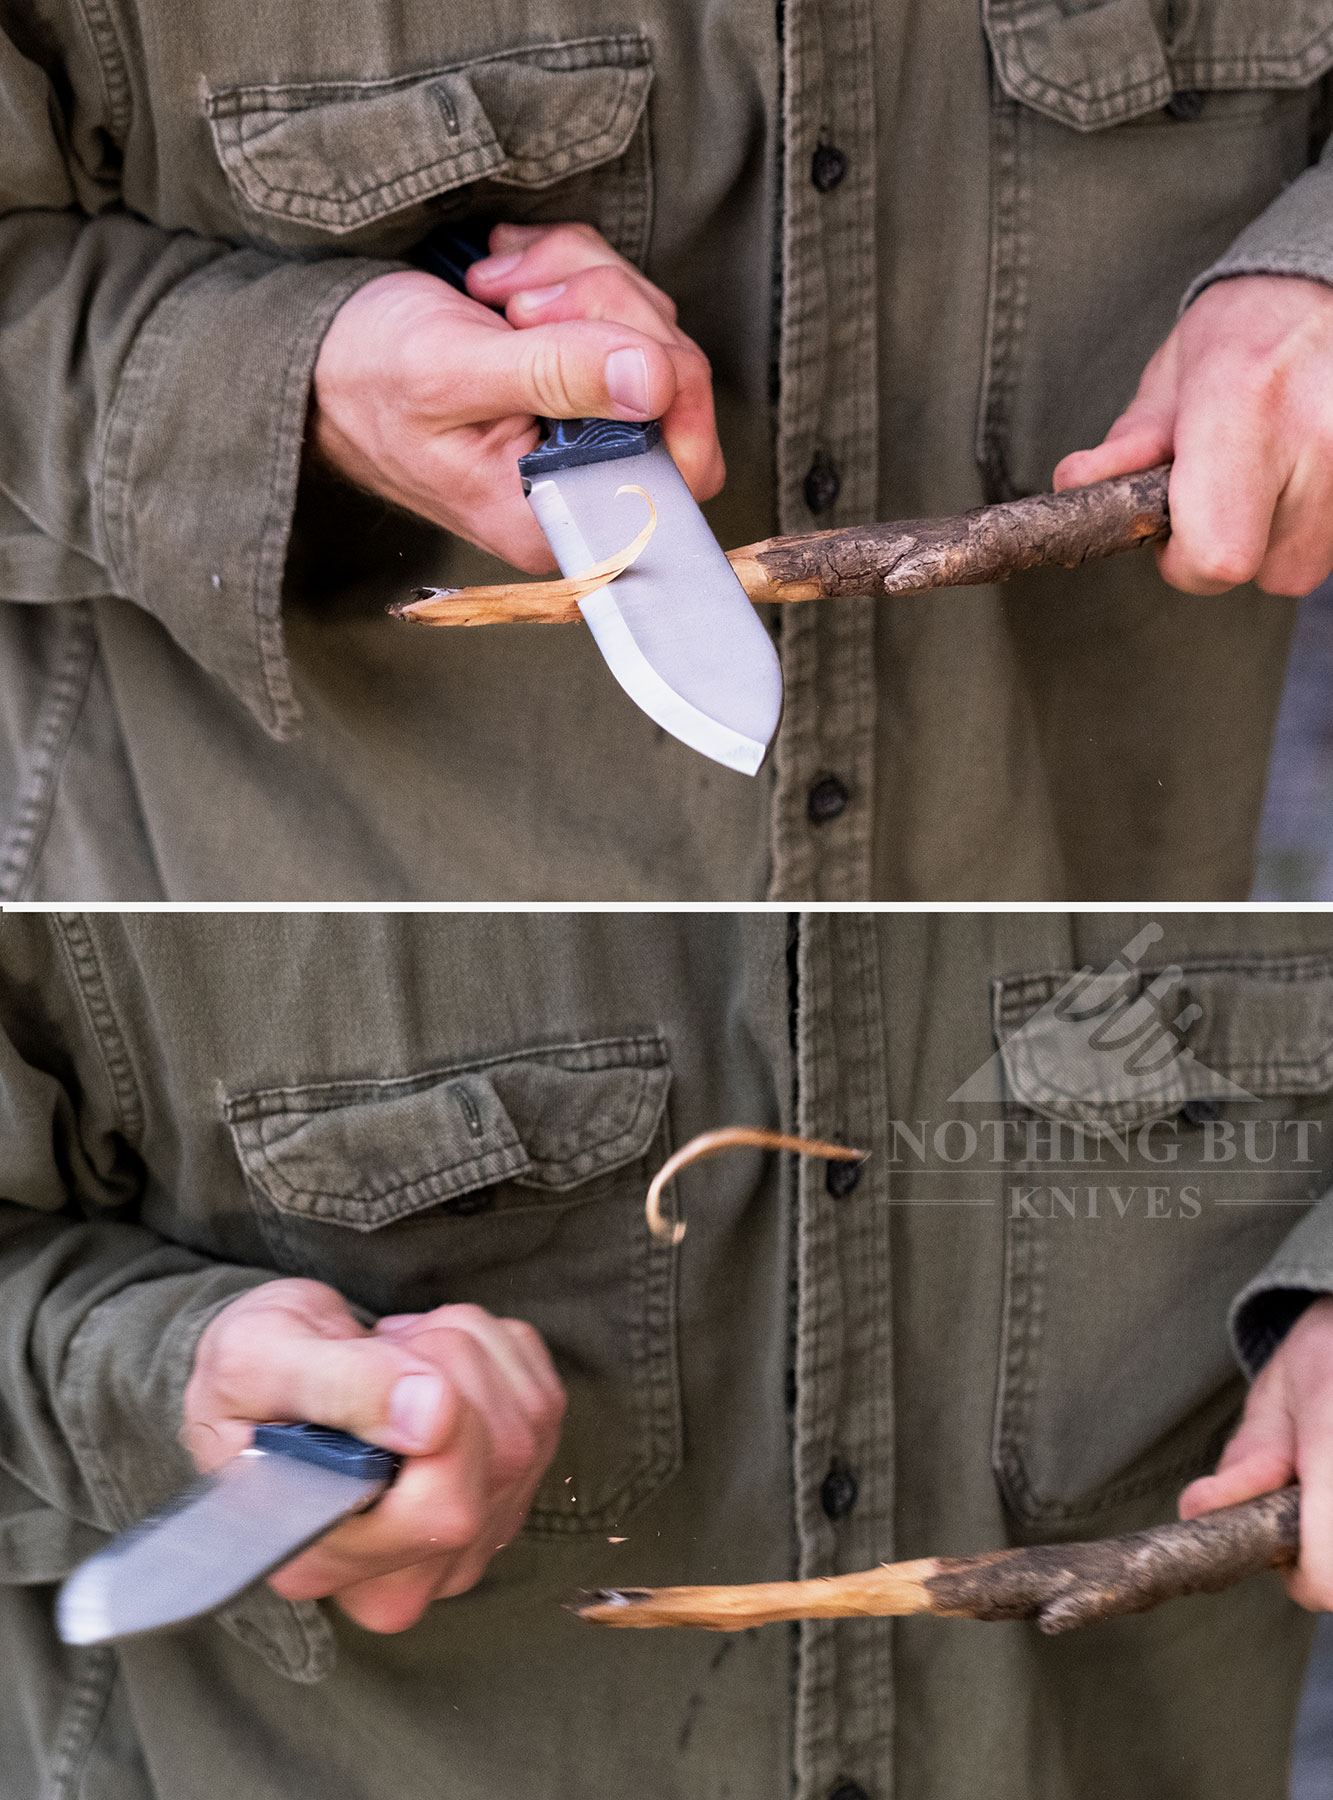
[1053,336,1179,492]
[446,317,680,425]
[204,1314,462,1458]
[1178,1378,1295,1520]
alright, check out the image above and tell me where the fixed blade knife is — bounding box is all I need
[56,1423,398,1646]
[415,225,784,775]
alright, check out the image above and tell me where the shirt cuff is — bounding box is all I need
[96,252,401,740]
[1182,147,1333,311]
[1229,1191,1333,1377]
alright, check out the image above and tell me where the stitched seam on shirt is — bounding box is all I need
[71,0,132,144]
[48,1647,117,1800]
[50,915,146,1146]
[223,1032,667,1116]
[204,32,649,112]
[0,607,97,899]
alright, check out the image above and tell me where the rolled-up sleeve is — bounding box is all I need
[0,27,397,738]
[1183,133,1333,310]
[1230,1193,1333,1377]
[0,918,330,1678]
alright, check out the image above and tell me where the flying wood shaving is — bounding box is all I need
[389,486,657,627]
[646,1128,867,1245]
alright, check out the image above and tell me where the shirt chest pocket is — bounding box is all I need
[203,32,654,263]
[223,1033,679,1534]
[990,955,1333,1536]
[977,0,1333,497]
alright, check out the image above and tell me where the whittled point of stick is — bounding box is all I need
[732,464,1171,603]
[574,1487,1298,1636]
[390,466,1171,625]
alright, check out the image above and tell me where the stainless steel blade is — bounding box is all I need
[57,1449,384,1645]
[526,440,783,775]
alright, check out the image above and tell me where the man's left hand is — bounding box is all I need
[1054,274,1333,599]
[1180,1293,1333,1610]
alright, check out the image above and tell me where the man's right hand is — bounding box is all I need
[309,221,724,571]
[182,1279,566,1632]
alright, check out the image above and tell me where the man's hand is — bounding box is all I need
[310,220,723,572]
[1054,274,1333,598]
[1179,1294,1333,1610]
[183,1279,566,1632]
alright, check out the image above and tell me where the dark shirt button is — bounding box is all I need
[803,456,841,515]
[440,1190,495,1216]
[811,142,848,192]
[1182,1097,1223,1126]
[821,1458,859,1520]
[829,1786,871,1800]
[1165,89,1205,121]
[808,775,850,823]
[826,1156,863,1198]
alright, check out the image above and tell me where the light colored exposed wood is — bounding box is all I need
[575,1562,938,1629]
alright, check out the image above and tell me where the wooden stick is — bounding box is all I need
[574,1486,1298,1638]
[390,466,1171,627]
[645,1128,866,1245]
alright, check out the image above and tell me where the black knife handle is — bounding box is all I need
[253,1421,400,1482]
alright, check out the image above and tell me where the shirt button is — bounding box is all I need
[803,456,841,515]
[826,1156,863,1198]
[1182,1097,1223,1126]
[829,1786,871,1800]
[808,775,849,823]
[821,1458,859,1520]
[441,1190,495,1216]
[1164,88,1205,121]
[811,143,848,191]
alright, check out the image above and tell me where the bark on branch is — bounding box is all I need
[573,1486,1298,1637]
[391,465,1171,627]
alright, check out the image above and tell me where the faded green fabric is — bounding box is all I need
[0,1,1330,899]
[3,911,1333,1797]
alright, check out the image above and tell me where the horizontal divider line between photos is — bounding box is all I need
[9,902,1333,917]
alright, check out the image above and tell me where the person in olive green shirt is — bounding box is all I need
[7,909,1333,1800]
[6,2,1333,900]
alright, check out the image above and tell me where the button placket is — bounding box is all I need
[793,914,895,1800]
[769,0,879,902]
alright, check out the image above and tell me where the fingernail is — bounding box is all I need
[605,347,651,417]
[474,252,521,281]
[390,1373,444,1447]
[512,282,566,311]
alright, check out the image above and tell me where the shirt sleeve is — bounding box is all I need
[1229,1195,1333,1377]
[0,918,332,1679]
[0,24,399,738]
[1182,132,1333,310]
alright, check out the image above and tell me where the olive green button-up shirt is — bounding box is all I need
[3,1,1333,900]
[4,910,1333,1799]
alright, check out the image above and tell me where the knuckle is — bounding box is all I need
[524,335,582,417]
[1190,546,1260,590]
[434,1495,485,1549]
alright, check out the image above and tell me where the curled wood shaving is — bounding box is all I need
[390,485,657,626]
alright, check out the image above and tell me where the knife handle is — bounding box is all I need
[253,1422,401,1482]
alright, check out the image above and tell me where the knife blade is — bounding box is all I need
[56,1423,398,1646]
[415,224,784,775]
[519,420,783,775]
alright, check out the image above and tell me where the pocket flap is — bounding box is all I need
[205,33,652,233]
[993,962,1333,1127]
[225,1034,669,1229]
[982,0,1333,132]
